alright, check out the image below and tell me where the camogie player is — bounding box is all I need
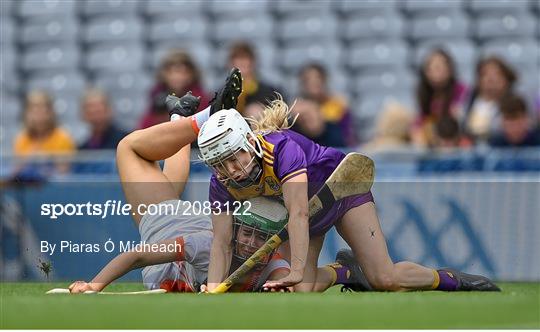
[69,71,243,293]
[68,196,291,293]
[183,79,499,292]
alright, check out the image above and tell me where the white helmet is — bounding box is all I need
[198,109,263,187]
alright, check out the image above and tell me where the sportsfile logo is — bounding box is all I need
[40,200,252,220]
[41,200,131,220]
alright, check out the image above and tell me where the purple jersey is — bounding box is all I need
[209,129,373,235]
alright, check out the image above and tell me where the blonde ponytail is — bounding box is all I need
[247,94,298,134]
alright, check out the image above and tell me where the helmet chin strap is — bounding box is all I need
[227,156,263,189]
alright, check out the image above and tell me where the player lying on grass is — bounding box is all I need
[69,194,367,293]
[69,70,367,293]
[158,70,499,293]
[69,196,288,293]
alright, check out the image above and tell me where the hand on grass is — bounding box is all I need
[262,271,303,289]
[199,284,209,294]
[68,281,101,294]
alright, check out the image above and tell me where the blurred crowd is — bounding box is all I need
[9,41,540,171]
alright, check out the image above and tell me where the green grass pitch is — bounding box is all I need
[1,282,538,329]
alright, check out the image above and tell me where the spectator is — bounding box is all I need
[291,97,346,147]
[227,41,282,114]
[412,48,468,147]
[299,63,356,146]
[465,56,517,140]
[363,102,413,152]
[488,94,540,147]
[432,115,472,149]
[79,88,128,150]
[139,50,210,129]
[13,91,75,156]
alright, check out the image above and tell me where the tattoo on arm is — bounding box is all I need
[369,227,375,238]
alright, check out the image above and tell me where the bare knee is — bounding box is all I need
[117,131,144,159]
[117,133,134,154]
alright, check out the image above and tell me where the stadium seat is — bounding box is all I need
[282,41,342,72]
[481,39,539,67]
[0,0,14,17]
[25,71,86,96]
[256,65,285,90]
[94,71,152,96]
[63,120,89,146]
[1,94,21,127]
[328,70,351,99]
[143,0,205,16]
[278,13,338,41]
[20,18,79,45]
[85,43,145,73]
[83,17,144,44]
[475,12,537,39]
[352,91,415,141]
[148,15,208,43]
[410,12,470,40]
[337,0,398,14]
[213,14,273,43]
[149,42,213,70]
[274,0,332,15]
[208,0,269,16]
[469,0,530,13]
[348,40,409,70]
[353,69,416,96]
[1,46,16,75]
[110,93,147,130]
[82,0,139,17]
[414,39,478,68]
[18,0,77,18]
[52,94,83,121]
[1,17,15,45]
[1,124,21,155]
[1,68,20,95]
[343,11,405,40]
[403,0,464,13]
[456,64,475,86]
[515,65,540,97]
[21,44,80,72]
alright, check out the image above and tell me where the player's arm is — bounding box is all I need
[279,174,310,286]
[263,266,292,292]
[206,213,234,291]
[69,238,182,293]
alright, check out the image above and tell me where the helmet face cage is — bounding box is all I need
[232,216,273,265]
[207,145,262,189]
[198,110,264,188]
